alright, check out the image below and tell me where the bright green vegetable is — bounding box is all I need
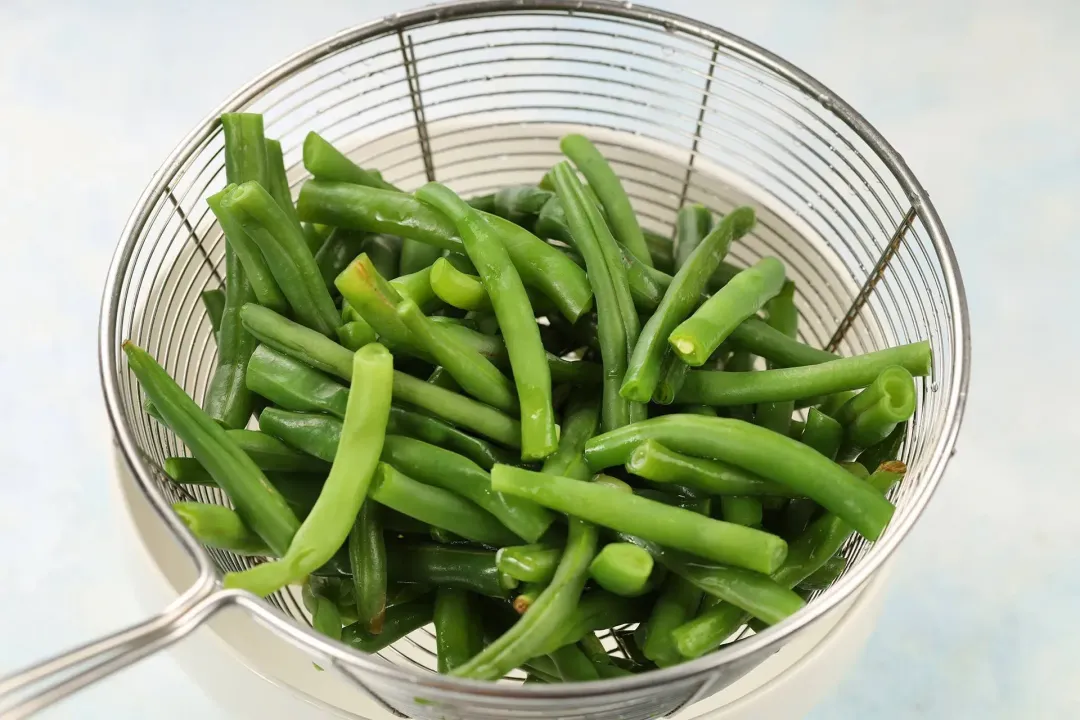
[315,228,367,291]
[225,343,393,596]
[727,316,838,367]
[491,464,787,573]
[675,342,932,406]
[429,256,490,310]
[720,497,763,528]
[621,207,756,401]
[310,586,344,641]
[496,545,562,584]
[172,502,271,556]
[435,588,482,673]
[263,138,304,238]
[392,371,522,450]
[833,366,916,456]
[222,181,340,336]
[583,415,896,541]
[225,429,329,472]
[856,423,907,474]
[302,131,396,190]
[548,643,600,682]
[362,234,403,281]
[342,598,434,653]
[370,464,519,547]
[349,501,386,634]
[124,342,299,555]
[416,182,556,460]
[652,352,689,406]
[642,576,701,667]
[200,288,226,334]
[336,319,377,351]
[589,542,654,596]
[798,556,847,591]
[387,543,516,598]
[625,440,797,497]
[801,408,844,460]
[561,134,652,266]
[669,257,787,366]
[755,281,798,435]
[672,204,712,271]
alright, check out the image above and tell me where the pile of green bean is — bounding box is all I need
[125,115,927,682]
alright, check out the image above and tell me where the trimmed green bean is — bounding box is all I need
[240,303,354,380]
[163,458,324,522]
[336,253,427,356]
[621,207,756,401]
[173,502,271,556]
[224,429,328,472]
[642,576,702,667]
[223,181,340,336]
[491,465,787,573]
[429,257,490,310]
[387,406,517,470]
[336,319,377,351]
[552,162,632,430]
[626,440,797,497]
[798,556,847,591]
[856,423,907,474]
[371,464,519,546]
[672,204,712,271]
[435,588,482,673]
[834,366,916,455]
[362,234,402,280]
[540,590,652,655]
[204,114,266,429]
[548,644,600,682]
[676,342,932,406]
[350,501,387,634]
[124,342,299,555]
[513,582,547,615]
[381,435,553,543]
[642,228,674,272]
[497,545,561,584]
[302,131,397,190]
[311,589,344,641]
[720,497,763,528]
[387,543,515,598]
[801,408,844,460]
[397,297,517,413]
[670,257,787,366]
[652,351,689,406]
[390,265,441,311]
[297,180,594,322]
[589,542,654,597]
[452,518,598,679]
[416,183,556,459]
[225,344,392,596]
[584,415,896,541]
[263,138,304,237]
[393,371,522,449]
[755,281,798,435]
[315,228,367,292]
[342,598,434,653]
[728,317,838,367]
[561,134,652,266]
[303,222,334,254]
[246,344,348,417]
[201,288,226,334]
[672,463,904,657]
[492,185,552,227]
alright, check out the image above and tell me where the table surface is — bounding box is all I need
[2,0,1078,717]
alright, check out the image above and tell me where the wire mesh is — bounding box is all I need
[100,2,968,718]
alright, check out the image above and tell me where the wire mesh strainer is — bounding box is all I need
[0,1,969,718]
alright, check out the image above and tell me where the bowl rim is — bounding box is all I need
[98,0,971,701]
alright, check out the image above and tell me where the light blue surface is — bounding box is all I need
[1,0,1078,717]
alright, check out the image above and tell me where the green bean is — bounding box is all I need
[676,342,932,406]
[297,180,594,322]
[124,342,299,555]
[427,366,460,392]
[399,240,443,277]
[362,234,402,280]
[801,408,844,460]
[390,264,440,312]
[246,344,348,417]
[241,303,355,381]
[223,181,340,336]
[720,497,763,528]
[381,435,553,543]
[225,344,392,596]
[163,457,324,520]
[311,587,344,641]
[642,576,702,667]
[172,502,271,556]
[315,228,367,292]
[721,350,756,422]
[201,288,226,334]
[834,366,916,455]
[727,317,838,367]
[392,371,522,449]
[540,590,652,655]
[467,193,498,213]
[452,518,597,679]
[416,183,556,459]
[336,319,377,351]
[303,222,334,254]
[577,632,610,666]
[349,501,387,634]
[652,351,689,406]
[387,543,516,598]
[203,114,267,429]
[302,131,397,190]
[673,204,712,271]
[257,409,341,463]
[429,257,490,310]
[548,644,600,682]
[798,556,847,591]
[492,465,787,573]
[220,429,325,472]
[669,257,787,366]
[621,207,756,401]
[493,185,552,226]
[584,415,896,541]
[625,440,795,497]
[512,582,547,614]
[435,588,482,673]
[672,463,904,657]
[552,163,631,430]
[589,542,654,596]
[342,598,434,653]
[263,138,304,238]
[336,253,428,357]
[561,134,652,266]
[371,464,519,546]
[755,281,798,435]
[386,406,517,470]
[680,404,718,417]
[497,545,562,584]
[856,423,907,474]
[397,297,517,413]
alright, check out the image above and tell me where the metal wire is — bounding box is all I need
[35,1,969,718]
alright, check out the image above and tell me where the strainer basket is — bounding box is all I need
[0,1,969,718]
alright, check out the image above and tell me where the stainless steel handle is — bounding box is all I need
[0,579,238,719]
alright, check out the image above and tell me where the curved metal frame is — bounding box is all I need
[0,1,969,717]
